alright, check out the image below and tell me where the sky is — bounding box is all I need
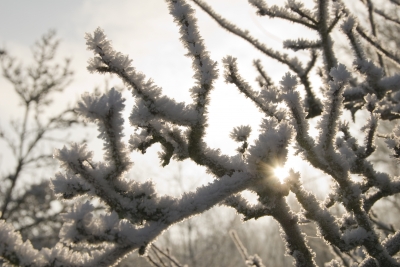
[0,0,331,196]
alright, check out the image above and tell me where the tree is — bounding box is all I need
[0,31,83,250]
[1,0,400,266]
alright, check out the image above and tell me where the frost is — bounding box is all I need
[342,227,369,247]
[230,125,252,142]
[62,201,95,221]
[280,72,298,90]
[3,0,400,266]
[330,64,351,83]
[54,143,93,170]
[341,16,356,33]
[51,172,92,198]
[247,122,293,176]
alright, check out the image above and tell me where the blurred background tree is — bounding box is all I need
[0,30,85,249]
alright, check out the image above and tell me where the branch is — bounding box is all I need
[248,0,317,29]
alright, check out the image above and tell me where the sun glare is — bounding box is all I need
[274,166,289,183]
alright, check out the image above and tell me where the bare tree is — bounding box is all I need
[0,30,83,249]
[2,1,400,266]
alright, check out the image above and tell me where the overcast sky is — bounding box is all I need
[0,0,329,194]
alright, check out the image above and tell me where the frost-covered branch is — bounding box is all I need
[2,0,400,266]
[192,0,323,118]
[339,2,400,69]
[249,0,317,29]
[222,56,281,120]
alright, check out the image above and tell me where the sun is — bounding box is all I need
[273,166,290,183]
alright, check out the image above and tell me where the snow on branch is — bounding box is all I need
[283,38,322,51]
[3,0,400,266]
[192,0,323,118]
[249,0,317,29]
[208,2,322,117]
[85,28,197,127]
[222,56,282,120]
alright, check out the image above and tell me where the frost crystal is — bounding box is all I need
[3,0,400,266]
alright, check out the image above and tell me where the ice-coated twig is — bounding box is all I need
[85,28,197,127]
[1,169,253,266]
[317,64,351,167]
[288,171,350,251]
[283,39,322,51]
[249,0,317,29]
[3,0,400,266]
[270,196,317,267]
[280,72,329,173]
[358,0,386,71]
[77,88,131,179]
[359,231,400,267]
[230,230,266,267]
[224,194,271,221]
[223,56,279,119]
[253,59,274,88]
[167,0,237,178]
[342,4,400,66]
[192,0,323,118]
[356,24,400,68]
[341,16,400,119]
[191,0,306,73]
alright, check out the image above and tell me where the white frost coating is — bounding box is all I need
[317,64,351,153]
[85,28,197,127]
[62,201,95,221]
[280,72,298,90]
[77,88,132,172]
[364,94,378,110]
[360,113,378,134]
[54,143,93,169]
[167,0,218,89]
[170,171,250,221]
[260,85,281,103]
[330,64,351,83]
[342,227,369,247]
[230,125,252,142]
[129,98,156,126]
[4,0,400,266]
[336,137,357,165]
[0,220,43,266]
[246,254,266,267]
[283,38,321,51]
[379,74,400,92]
[249,0,315,29]
[51,172,92,198]
[85,28,112,56]
[356,59,384,81]
[247,122,293,175]
[279,73,314,151]
[341,16,356,33]
[77,88,125,120]
[223,56,279,119]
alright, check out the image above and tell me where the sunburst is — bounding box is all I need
[273,166,289,183]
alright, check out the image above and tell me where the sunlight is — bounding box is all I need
[274,166,290,183]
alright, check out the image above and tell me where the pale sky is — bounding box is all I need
[0,0,329,195]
